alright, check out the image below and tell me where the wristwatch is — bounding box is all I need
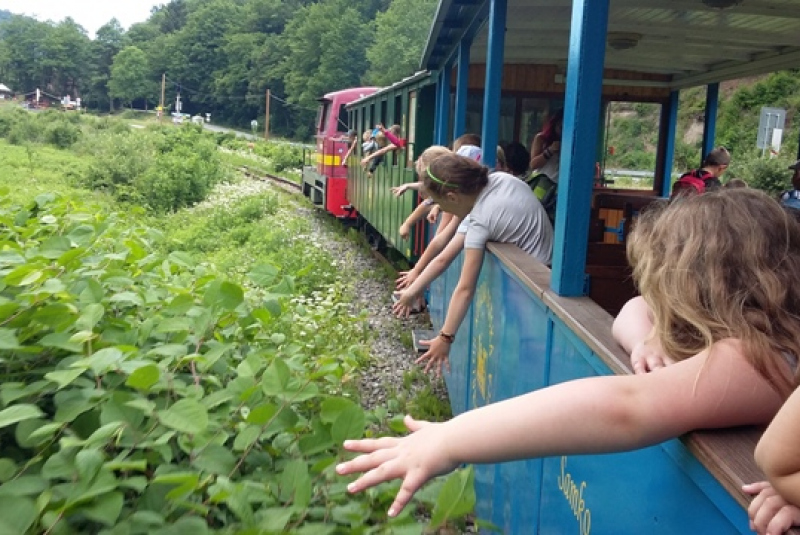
[438,331,455,344]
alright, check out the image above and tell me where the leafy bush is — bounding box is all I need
[81,126,224,212]
[0,192,473,533]
[727,153,794,196]
[270,143,304,171]
[45,120,81,149]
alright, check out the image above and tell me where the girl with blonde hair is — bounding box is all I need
[337,188,800,518]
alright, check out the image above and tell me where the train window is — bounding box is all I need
[520,98,564,150]
[317,101,331,134]
[601,101,660,189]
[394,95,402,127]
[498,96,516,147]
[408,91,417,164]
[380,100,388,126]
[337,104,349,132]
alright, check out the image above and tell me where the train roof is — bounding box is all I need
[345,71,434,108]
[319,87,382,102]
[422,0,800,89]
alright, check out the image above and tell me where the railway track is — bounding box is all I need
[239,165,399,273]
[238,166,302,193]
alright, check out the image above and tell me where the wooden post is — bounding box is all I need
[159,73,166,123]
[264,89,270,141]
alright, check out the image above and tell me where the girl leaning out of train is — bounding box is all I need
[337,188,800,520]
[393,152,553,372]
[743,383,800,535]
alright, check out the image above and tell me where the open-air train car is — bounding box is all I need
[417,0,800,533]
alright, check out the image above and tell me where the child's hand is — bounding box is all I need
[396,270,418,289]
[630,340,674,374]
[743,481,800,535]
[427,204,441,224]
[336,415,459,517]
[392,184,410,197]
[416,336,451,376]
[399,222,410,239]
[392,290,416,318]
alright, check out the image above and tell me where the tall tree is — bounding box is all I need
[40,18,91,96]
[108,46,153,108]
[278,0,375,136]
[365,0,437,86]
[85,19,128,111]
[0,15,49,92]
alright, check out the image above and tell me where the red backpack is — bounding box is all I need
[671,169,721,198]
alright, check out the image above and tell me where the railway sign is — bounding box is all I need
[757,106,786,153]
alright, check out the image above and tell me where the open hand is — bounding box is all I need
[336,415,459,517]
[395,270,418,290]
[744,481,800,535]
[391,290,418,318]
[415,336,451,376]
[392,184,411,197]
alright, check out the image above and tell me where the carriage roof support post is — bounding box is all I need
[454,40,471,140]
[435,66,452,146]
[551,0,610,296]
[479,0,507,169]
[660,90,680,198]
[702,83,720,163]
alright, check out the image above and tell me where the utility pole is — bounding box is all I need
[159,73,166,123]
[264,88,270,141]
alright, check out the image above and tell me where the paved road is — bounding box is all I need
[202,123,312,149]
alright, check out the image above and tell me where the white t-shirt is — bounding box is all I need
[459,171,553,265]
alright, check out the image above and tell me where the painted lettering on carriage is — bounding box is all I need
[557,456,592,535]
[472,282,494,402]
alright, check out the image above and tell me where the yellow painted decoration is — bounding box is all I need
[557,457,592,535]
[314,153,341,166]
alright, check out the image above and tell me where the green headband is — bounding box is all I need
[426,166,459,189]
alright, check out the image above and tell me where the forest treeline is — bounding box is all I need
[0,0,437,138]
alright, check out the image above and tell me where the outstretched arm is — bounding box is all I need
[397,215,461,289]
[362,143,398,164]
[338,339,784,516]
[397,233,465,303]
[415,247,484,375]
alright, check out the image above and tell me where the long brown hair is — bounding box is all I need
[628,188,800,396]
[424,153,489,197]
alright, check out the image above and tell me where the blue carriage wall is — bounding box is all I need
[429,244,750,534]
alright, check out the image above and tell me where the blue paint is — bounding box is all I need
[428,250,757,533]
[434,69,450,146]
[480,0,507,169]
[551,0,610,297]
[703,83,720,162]
[454,40,471,139]
[662,90,680,197]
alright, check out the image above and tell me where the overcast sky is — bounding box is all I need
[2,0,164,37]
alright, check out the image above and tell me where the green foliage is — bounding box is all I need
[0,188,470,533]
[80,123,224,212]
[108,46,154,108]
[364,0,437,86]
[727,153,795,196]
[45,120,81,149]
[254,142,304,172]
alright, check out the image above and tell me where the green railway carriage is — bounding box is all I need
[345,72,437,261]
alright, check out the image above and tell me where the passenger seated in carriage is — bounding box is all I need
[338,189,800,522]
[670,146,730,198]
